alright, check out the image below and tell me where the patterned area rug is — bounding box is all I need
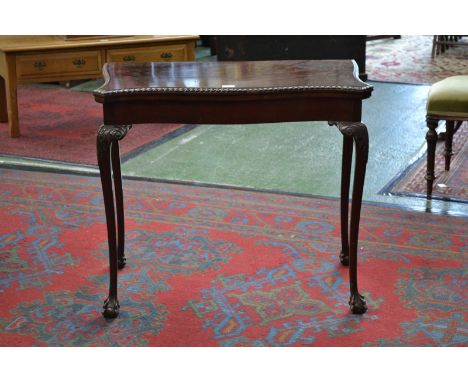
[0,84,186,166]
[384,122,467,202]
[367,35,468,84]
[0,168,466,346]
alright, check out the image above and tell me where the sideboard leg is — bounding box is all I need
[335,122,368,315]
[4,56,20,137]
[97,124,131,319]
[0,76,8,122]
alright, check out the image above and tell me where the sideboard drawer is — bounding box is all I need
[16,50,102,80]
[106,44,189,63]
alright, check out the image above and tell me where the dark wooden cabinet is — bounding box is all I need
[215,35,367,80]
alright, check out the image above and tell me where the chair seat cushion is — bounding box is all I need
[427,75,468,118]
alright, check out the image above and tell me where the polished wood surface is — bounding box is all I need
[16,50,102,80]
[0,35,198,52]
[96,60,372,95]
[94,59,373,318]
[106,44,189,63]
[0,35,198,137]
[95,60,372,126]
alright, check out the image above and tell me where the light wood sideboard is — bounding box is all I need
[0,35,198,137]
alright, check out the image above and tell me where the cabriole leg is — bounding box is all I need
[333,122,369,314]
[111,141,126,269]
[97,124,131,319]
[339,134,353,266]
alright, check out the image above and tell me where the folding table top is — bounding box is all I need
[94,60,373,99]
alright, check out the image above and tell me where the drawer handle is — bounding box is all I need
[160,52,173,60]
[123,55,135,62]
[33,61,47,70]
[72,58,87,67]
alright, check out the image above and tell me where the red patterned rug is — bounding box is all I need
[0,84,186,166]
[384,122,468,202]
[0,168,466,346]
[367,35,468,84]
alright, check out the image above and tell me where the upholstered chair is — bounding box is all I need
[425,75,468,198]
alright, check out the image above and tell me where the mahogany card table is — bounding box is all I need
[94,60,374,319]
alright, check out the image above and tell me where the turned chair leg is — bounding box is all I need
[444,120,455,171]
[425,118,438,198]
[431,35,438,58]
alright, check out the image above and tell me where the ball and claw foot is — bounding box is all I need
[118,256,127,270]
[102,297,120,319]
[340,251,349,266]
[349,292,368,314]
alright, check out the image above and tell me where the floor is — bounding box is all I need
[1,44,467,217]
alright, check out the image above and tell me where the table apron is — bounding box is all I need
[102,97,363,125]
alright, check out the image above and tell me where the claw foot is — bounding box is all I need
[102,297,120,319]
[340,251,349,266]
[349,292,367,314]
[118,256,127,270]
